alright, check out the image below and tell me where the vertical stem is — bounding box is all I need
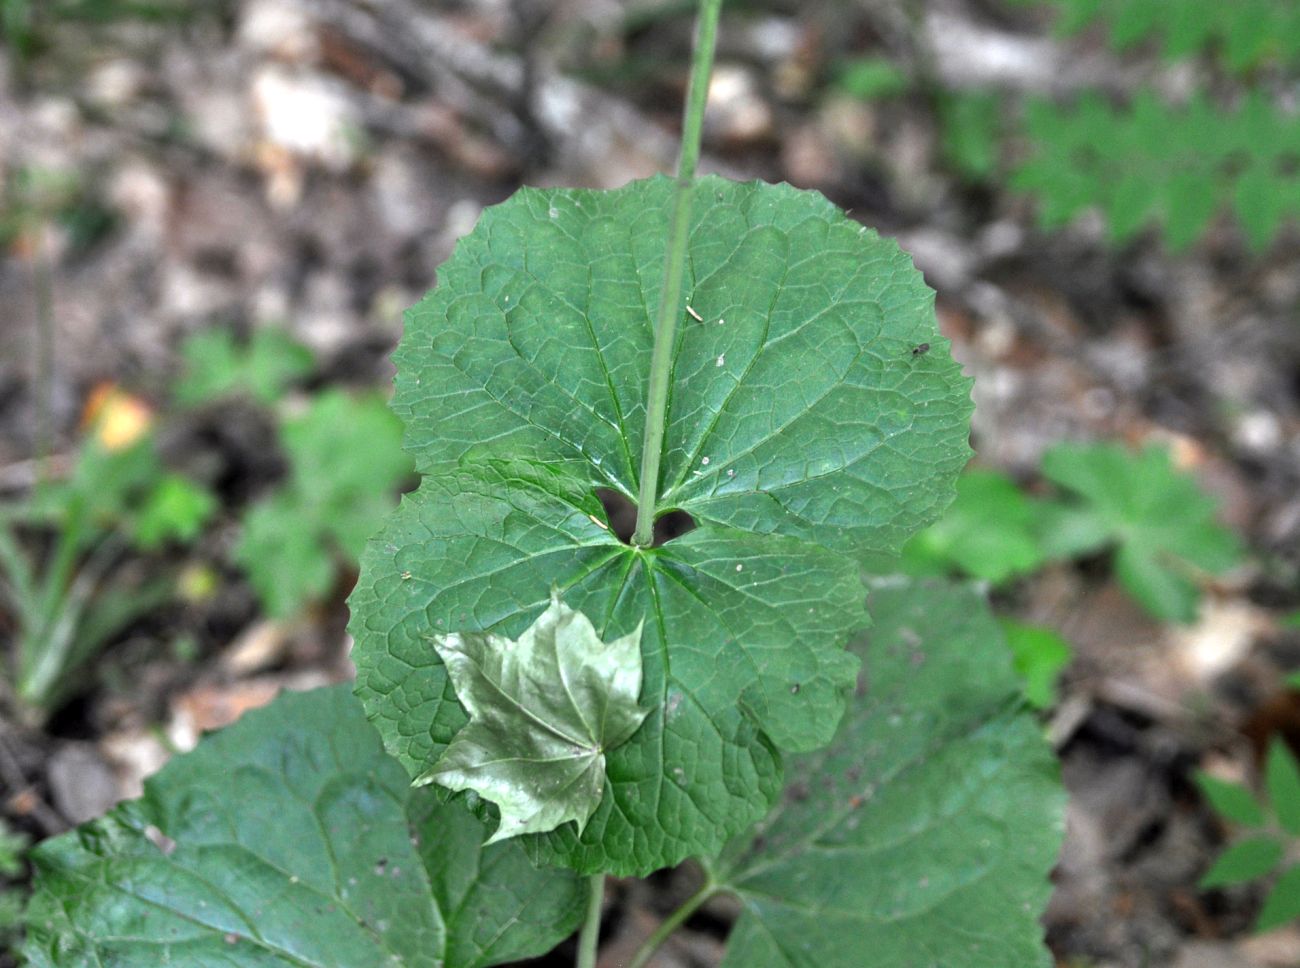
[575,873,605,968]
[631,0,725,547]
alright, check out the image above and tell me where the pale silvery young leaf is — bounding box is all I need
[422,592,649,843]
[22,686,585,968]
[350,176,973,875]
[711,580,1064,968]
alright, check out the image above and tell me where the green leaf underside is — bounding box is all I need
[22,686,585,968]
[423,594,650,844]
[713,580,1064,968]
[350,176,972,875]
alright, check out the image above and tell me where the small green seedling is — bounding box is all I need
[1199,740,1300,932]
[1038,441,1241,623]
[176,326,314,408]
[234,389,411,617]
[20,3,1065,965]
[0,407,215,715]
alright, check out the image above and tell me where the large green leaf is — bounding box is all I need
[711,580,1064,968]
[22,685,585,967]
[423,593,650,843]
[350,175,973,875]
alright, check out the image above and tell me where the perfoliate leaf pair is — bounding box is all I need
[349,175,974,874]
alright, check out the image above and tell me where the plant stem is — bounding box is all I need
[631,0,724,547]
[626,880,718,968]
[576,873,605,968]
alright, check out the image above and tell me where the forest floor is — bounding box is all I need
[1,1,1299,966]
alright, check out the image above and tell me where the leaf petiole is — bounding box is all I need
[626,878,719,968]
[631,0,725,547]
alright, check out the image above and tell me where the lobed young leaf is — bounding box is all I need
[349,175,974,875]
[237,390,412,617]
[710,579,1064,967]
[22,685,585,967]
[1039,442,1241,623]
[422,593,650,844]
[900,468,1049,585]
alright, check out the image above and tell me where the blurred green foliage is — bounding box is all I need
[1198,740,1300,931]
[0,424,215,714]
[1017,0,1300,73]
[831,1,1299,252]
[0,817,28,952]
[833,56,909,100]
[1000,618,1073,709]
[176,327,314,408]
[234,390,412,618]
[0,166,116,255]
[901,443,1242,624]
[1015,92,1300,251]
[1,0,190,66]
[901,468,1049,585]
[1039,442,1242,623]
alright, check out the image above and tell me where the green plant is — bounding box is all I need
[234,389,411,618]
[23,580,1062,966]
[176,326,314,408]
[1198,740,1300,931]
[1038,441,1242,623]
[0,414,215,714]
[1015,90,1300,251]
[1016,0,1300,73]
[938,90,1003,181]
[1001,618,1074,709]
[20,3,1064,964]
[832,55,909,100]
[0,165,117,255]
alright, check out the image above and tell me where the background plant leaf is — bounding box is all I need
[1257,865,1300,933]
[1196,772,1266,827]
[1040,442,1241,622]
[1200,837,1284,889]
[1266,739,1300,836]
[351,176,973,875]
[237,390,411,617]
[22,685,585,967]
[711,579,1064,968]
[900,468,1048,584]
